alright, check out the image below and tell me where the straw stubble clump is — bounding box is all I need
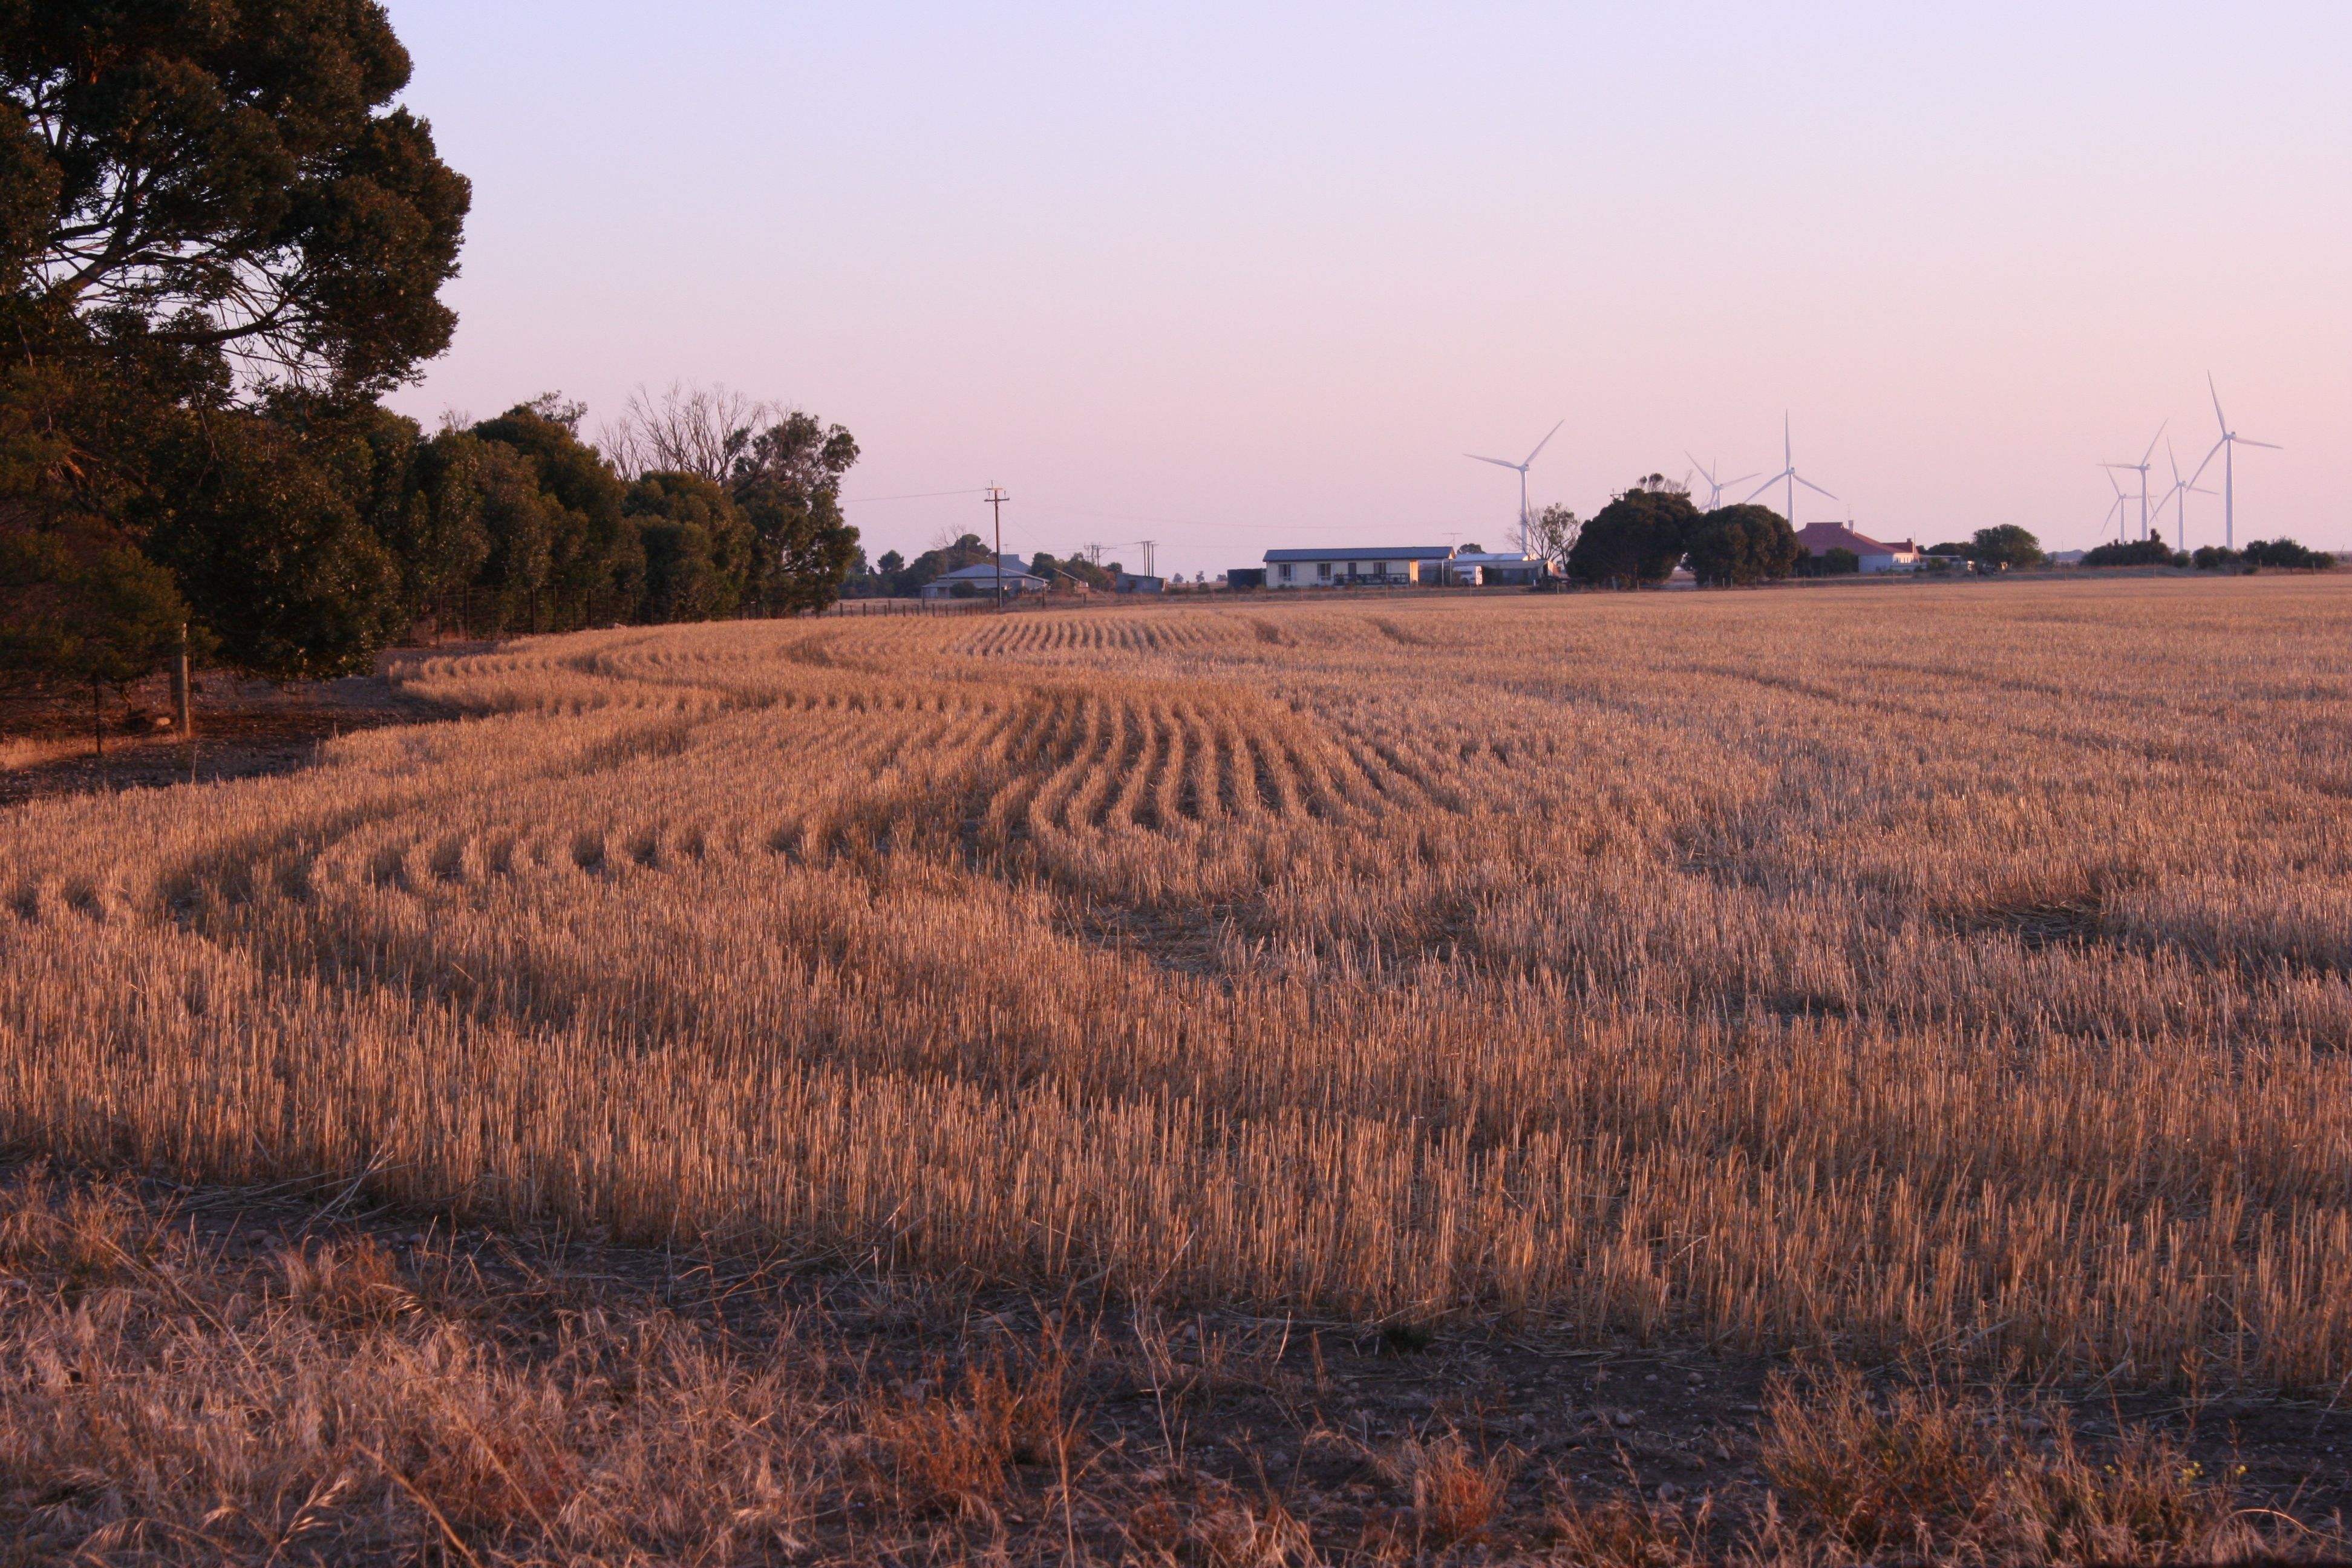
[4,576,2351,1391]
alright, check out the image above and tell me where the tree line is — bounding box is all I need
[855,537,1134,599]
[2072,537,2334,572]
[0,4,861,700]
[1539,481,2333,589]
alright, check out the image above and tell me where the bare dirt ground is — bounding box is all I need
[0,652,466,808]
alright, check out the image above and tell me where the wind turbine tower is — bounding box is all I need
[1745,414,1837,524]
[2191,376,2281,549]
[2155,443,2214,552]
[1466,420,1564,557]
[2100,471,2130,541]
[2102,424,2164,541]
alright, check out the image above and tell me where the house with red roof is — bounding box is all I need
[1795,523,1922,573]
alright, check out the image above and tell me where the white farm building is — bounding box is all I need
[1262,546,1455,587]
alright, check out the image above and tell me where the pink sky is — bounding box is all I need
[381,2,2352,575]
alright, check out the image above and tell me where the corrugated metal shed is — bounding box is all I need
[1262,546,1454,564]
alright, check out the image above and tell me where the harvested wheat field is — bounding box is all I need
[6,575,2352,1563]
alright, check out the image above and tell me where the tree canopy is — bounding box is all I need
[2081,538,2184,569]
[1528,505,1579,578]
[1970,525,2044,570]
[1565,486,1698,588]
[727,411,860,616]
[4,0,470,396]
[1682,503,1798,587]
[2241,538,2335,572]
[0,503,185,691]
[0,11,865,693]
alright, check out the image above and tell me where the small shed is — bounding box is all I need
[920,562,1051,599]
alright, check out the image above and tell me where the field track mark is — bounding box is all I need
[1150,704,1194,831]
[1179,705,1222,823]
[1095,701,1159,829]
[1244,733,1298,818]
[979,692,1082,840]
[1029,697,1114,835]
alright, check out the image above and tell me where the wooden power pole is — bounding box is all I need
[173,622,194,782]
[984,485,1011,612]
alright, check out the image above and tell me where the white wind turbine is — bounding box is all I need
[1745,414,1837,523]
[2188,375,2280,549]
[2099,469,2131,541]
[1687,452,1759,512]
[2154,443,2215,551]
[2101,422,2165,541]
[1466,419,1564,557]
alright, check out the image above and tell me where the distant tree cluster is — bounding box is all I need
[0,5,860,701]
[1921,527,2047,572]
[1561,479,1801,589]
[846,540,1142,599]
[2081,538,2187,568]
[1025,551,1120,592]
[2194,539,2334,572]
[857,535,989,598]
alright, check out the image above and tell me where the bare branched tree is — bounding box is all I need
[1531,504,1582,573]
[600,382,774,483]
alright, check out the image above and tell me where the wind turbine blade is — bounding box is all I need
[1794,475,1838,501]
[1684,451,1714,483]
[1523,419,1566,465]
[2235,437,2282,451]
[1465,454,1524,469]
[1783,413,1792,467]
[1744,474,1787,504]
[2139,420,2167,466]
[2186,440,2224,488]
[1724,472,1758,487]
[2167,442,2183,486]
[2208,373,2227,435]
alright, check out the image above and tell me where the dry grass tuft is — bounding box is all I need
[1370,1429,1520,1547]
[275,1235,422,1328]
[1128,1487,1317,1568]
[863,1349,1077,1518]
[1756,1366,2261,1564]
[0,1165,157,1283]
[1544,1482,1716,1568]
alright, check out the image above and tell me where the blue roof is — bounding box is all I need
[938,562,1045,581]
[1263,546,1454,564]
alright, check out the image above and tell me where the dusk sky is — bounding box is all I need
[380,2,2351,575]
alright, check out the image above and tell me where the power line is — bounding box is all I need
[840,487,991,505]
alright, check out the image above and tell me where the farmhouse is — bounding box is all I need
[1796,523,1922,573]
[1264,545,1454,587]
[920,561,1050,599]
